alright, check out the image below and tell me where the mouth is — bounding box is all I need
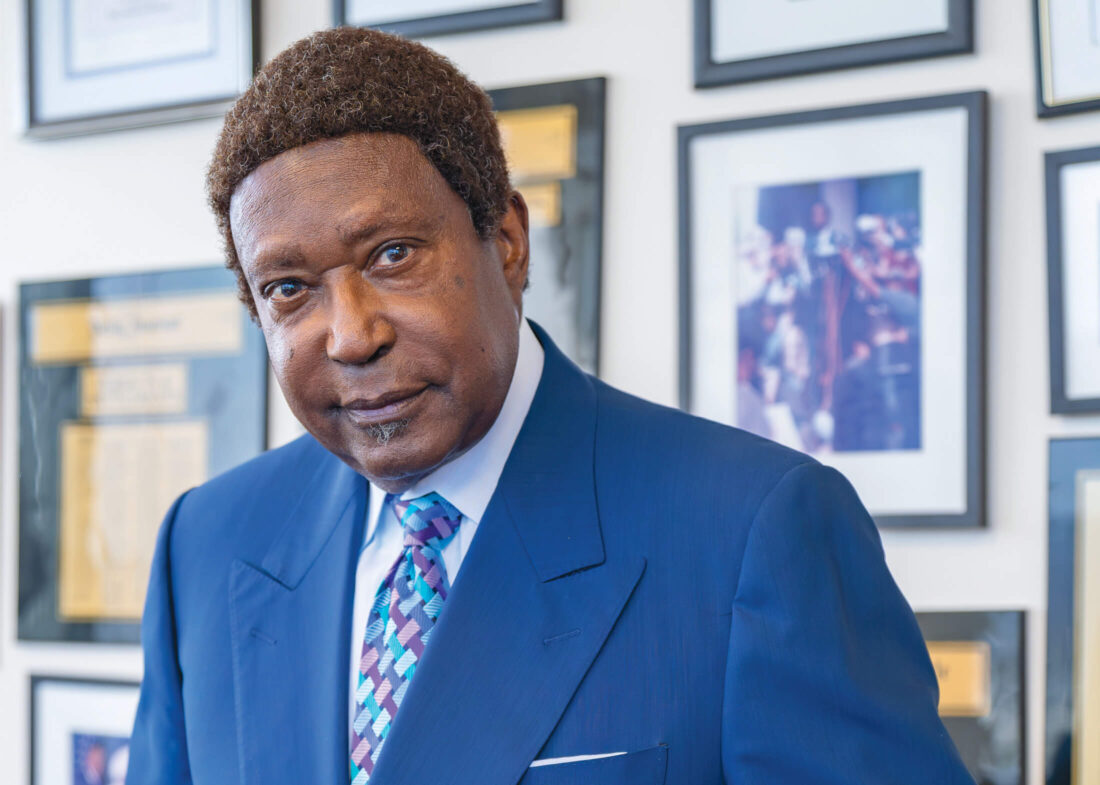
[339,386,428,427]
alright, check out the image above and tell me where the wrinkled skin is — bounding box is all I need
[229,132,529,493]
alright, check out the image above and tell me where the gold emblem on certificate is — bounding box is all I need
[490,78,605,375]
[17,267,267,643]
[916,611,1025,785]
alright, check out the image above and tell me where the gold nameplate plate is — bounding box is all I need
[927,640,992,717]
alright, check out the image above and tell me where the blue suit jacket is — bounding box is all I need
[128,323,972,785]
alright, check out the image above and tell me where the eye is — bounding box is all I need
[380,243,410,265]
[265,279,306,301]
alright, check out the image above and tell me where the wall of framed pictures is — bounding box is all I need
[0,0,1096,783]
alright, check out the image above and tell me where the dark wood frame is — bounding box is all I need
[1034,0,1100,117]
[693,0,973,88]
[16,266,269,644]
[677,91,987,528]
[29,674,140,785]
[335,0,562,38]
[1046,437,1100,785]
[25,0,259,138]
[488,76,605,375]
[1046,145,1100,413]
[915,611,1027,785]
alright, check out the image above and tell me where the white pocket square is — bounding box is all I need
[529,752,627,768]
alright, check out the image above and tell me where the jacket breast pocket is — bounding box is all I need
[518,745,668,785]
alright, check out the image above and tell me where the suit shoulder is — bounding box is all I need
[593,378,814,484]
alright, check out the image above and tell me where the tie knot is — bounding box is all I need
[389,491,463,550]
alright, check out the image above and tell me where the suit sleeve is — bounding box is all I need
[721,462,974,785]
[126,493,193,785]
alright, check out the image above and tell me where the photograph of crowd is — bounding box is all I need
[734,171,923,455]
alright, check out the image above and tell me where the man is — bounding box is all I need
[127,27,973,785]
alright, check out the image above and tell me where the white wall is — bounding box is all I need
[0,1,1095,783]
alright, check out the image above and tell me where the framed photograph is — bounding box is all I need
[678,92,986,528]
[30,676,139,785]
[694,0,973,88]
[337,0,562,38]
[1046,145,1100,413]
[1046,438,1100,785]
[25,0,258,138]
[916,611,1026,785]
[489,77,605,375]
[17,266,268,644]
[1034,0,1100,117]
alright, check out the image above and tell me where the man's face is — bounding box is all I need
[229,133,529,492]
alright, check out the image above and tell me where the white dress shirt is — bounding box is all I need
[348,320,545,731]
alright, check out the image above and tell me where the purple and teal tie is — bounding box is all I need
[350,492,463,783]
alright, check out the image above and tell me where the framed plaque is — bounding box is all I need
[25,0,258,138]
[694,0,973,88]
[1046,145,1100,413]
[916,611,1026,785]
[30,675,139,785]
[1034,0,1100,117]
[490,77,605,375]
[678,92,986,527]
[17,266,267,644]
[1046,438,1100,784]
[337,0,562,38]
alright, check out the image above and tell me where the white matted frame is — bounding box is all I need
[678,92,987,528]
[1046,145,1100,413]
[1034,0,1100,117]
[29,675,140,785]
[336,0,562,38]
[25,0,258,138]
[694,0,973,88]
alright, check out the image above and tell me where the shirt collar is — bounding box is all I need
[366,319,545,531]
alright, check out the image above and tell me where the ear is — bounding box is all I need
[494,191,530,309]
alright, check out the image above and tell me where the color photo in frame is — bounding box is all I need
[30,676,139,785]
[678,92,986,527]
[17,266,268,644]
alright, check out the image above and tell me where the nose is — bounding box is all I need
[325,271,396,365]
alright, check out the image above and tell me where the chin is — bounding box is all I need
[341,425,452,492]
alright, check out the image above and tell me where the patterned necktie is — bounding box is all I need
[350,492,463,783]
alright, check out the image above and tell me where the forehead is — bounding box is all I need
[228,133,460,261]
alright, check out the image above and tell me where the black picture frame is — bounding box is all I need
[488,76,605,375]
[30,674,141,785]
[17,266,268,644]
[915,611,1027,785]
[1046,145,1100,413]
[335,0,562,38]
[1033,0,1100,118]
[693,0,973,88]
[678,91,987,528]
[1046,437,1100,785]
[25,0,259,138]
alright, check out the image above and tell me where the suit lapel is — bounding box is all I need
[228,444,367,785]
[369,323,645,785]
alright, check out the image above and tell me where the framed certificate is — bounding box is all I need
[694,0,973,87]
[916,611,1026,785]
[1046,145,1100,413]
[17,266,267,644]
[337,0,562,38]
[25,0,258,138]
[1046,438,1100,785]
[1035,0,1100,117]
[30,676,139,785]
[490,77,605,375]
[678,92,987,527]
